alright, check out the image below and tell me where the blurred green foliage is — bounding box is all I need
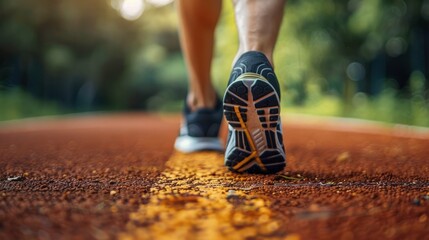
[0,88,64,121]
[273,0,429,126]
[1,0,429,126]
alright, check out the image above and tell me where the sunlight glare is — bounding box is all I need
[146,0,174,7]
[119,0,145,21]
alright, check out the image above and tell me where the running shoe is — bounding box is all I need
[174,97,224,153]
[223,51,286,173]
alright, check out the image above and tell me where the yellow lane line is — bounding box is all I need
[119,151,284,240]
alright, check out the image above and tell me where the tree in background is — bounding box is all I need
[1,0,428,126]
[272,0,429,124]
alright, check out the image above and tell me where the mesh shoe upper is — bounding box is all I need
[174,96,224,153]
[228,51,281,99]
[179,97,223,138]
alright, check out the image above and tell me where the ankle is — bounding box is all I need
[234,49,274,67]
[187,90,217,111]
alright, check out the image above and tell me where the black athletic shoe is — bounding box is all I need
[174,97,223,153]
[223,51,286,173]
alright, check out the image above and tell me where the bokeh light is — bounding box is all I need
[111,0,145,21]
[146,0,174,7]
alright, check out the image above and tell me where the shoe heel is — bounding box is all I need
[223,76,286,174]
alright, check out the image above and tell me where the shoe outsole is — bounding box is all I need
[175,136,223,153]
[223,77,286,174]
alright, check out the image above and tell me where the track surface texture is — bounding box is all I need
[1,113,428,240]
